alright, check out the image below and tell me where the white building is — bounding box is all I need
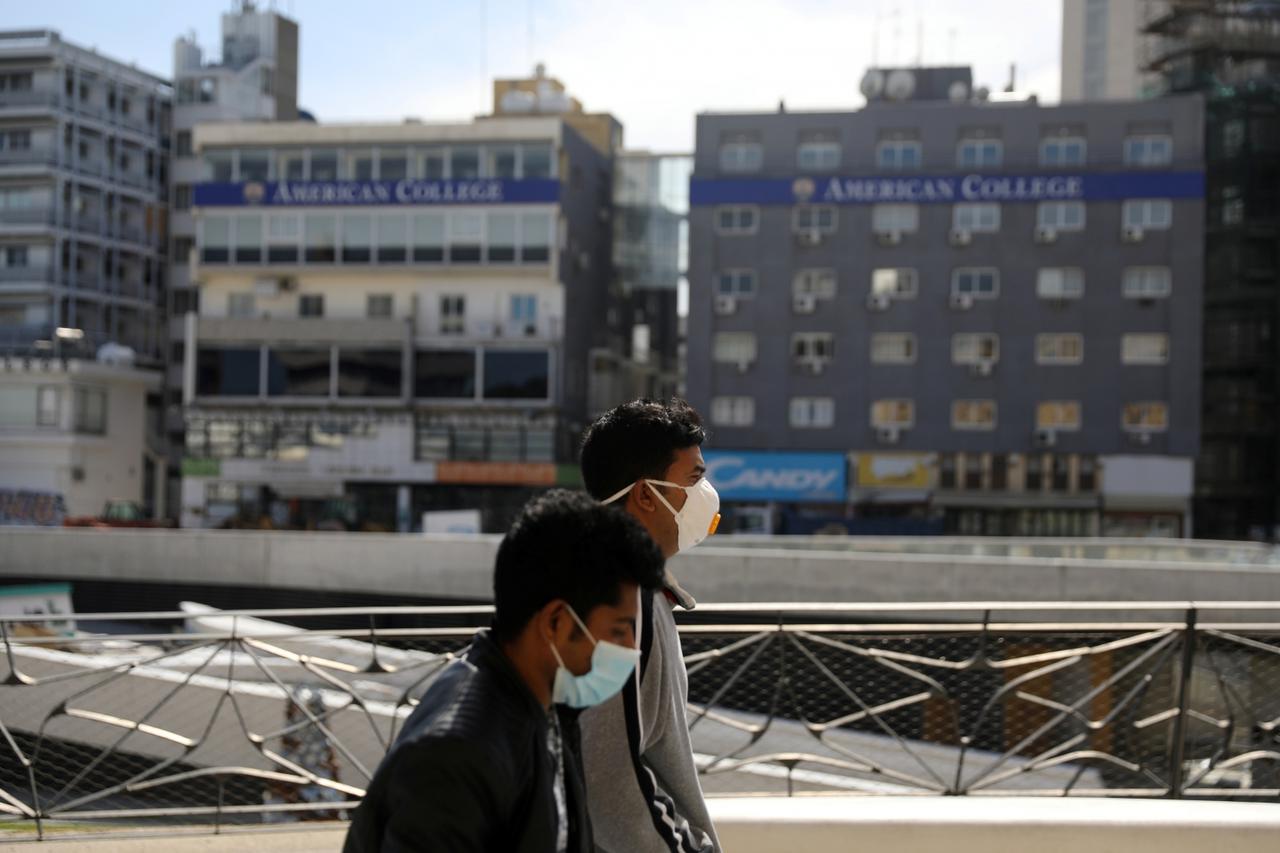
[1061,0,1166,101]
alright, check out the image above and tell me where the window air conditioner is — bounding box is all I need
[1130,430,1153,445]
[1034,226,1058,244]
[1122,226,1145,243]
[950,293,974,310]
[875,229,902,246]
[1034,429,1057,448]
[876,426,901,444]
[793,294,817,313]
[796,229,823,247]
[949,229,972,247]
[971,360,995,377]
[866,292,892,311]
[714,295,738,315]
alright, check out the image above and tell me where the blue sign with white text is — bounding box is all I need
[690,171,1205,206]
[193,178,561,207]
[704,451,847,503]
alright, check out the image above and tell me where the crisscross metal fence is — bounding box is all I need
[2,602,1279,841]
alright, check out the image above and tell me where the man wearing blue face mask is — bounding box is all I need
[343,490,665,853]
[578,399,722,853]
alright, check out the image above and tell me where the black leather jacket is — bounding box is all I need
[343,631,591,852]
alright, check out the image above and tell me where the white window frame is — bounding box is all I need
[792,205,838,235]
[1122,401,1169,432]
[875,140,922,170]
[1124,134,1173,167]
[871,267,919,299]
[366,294,393,318]
[870,333,917,364]
[871,203,920,234]
[956,138,1003,168]
[1037,267,1085,300]
[952,333,1000,365]
[792,332,834,368]
[790,396,836,429]
[796,140,841,171]
[439,294,466,334]
[1036,333,1085,365]
[1122,199,1173,230]
[715,269,757,298]
[1039,137,1087,167]
[953,203,1001,233]
[952,399,997,431]
[711,396,755,427]
[719,140,763,173]
[1121,333,1170,365]
[793,268,837,299]
[951,268,1000,299]
[1036,201,1086,231]
[227,292,256,318]
[713,332,758,367]
[1036,401,1082,431]
[714,205,759,236]
[1122,266,1172,299]
[870,399,915,428]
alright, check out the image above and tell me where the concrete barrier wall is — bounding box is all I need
[5,528,1280,615]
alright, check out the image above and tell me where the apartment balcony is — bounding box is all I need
[0,265,54,292]
[0,88,59,110]
[197,315,408,345]
[0,146,56,168]
[1,592,1279,847]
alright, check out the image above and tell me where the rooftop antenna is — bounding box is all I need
[915,0,923,67]
[948,27,957,64]
[871,0,881,67]
[527,0,535,71]
[1005,63,1016,93]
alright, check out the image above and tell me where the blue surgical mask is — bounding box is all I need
[549,605,639,708]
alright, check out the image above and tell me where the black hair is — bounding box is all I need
[492,489,665,643]
[579,398,706,501]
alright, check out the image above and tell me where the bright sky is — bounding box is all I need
[14,0,1063,152]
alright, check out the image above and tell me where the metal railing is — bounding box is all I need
[1,602,1279,841]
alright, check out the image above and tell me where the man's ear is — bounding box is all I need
[630,479,658,513]
[538,599,572,643]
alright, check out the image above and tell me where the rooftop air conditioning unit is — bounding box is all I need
[949,229,973,247]
[866,292,892,311]
[1122,226,1145,243]
[876,426,901,444]
[875,229,902,246]
[1130,430,1153,445]
[950,293,975,310]
[1034,429,1057,448]
[971,359,995,377]
[714,295,738,315]
[796,230,823,247]
[1034,226,1058,244]
[793,294,817,314]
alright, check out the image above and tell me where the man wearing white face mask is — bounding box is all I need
[344,491,665,853]
[578,399,722,853]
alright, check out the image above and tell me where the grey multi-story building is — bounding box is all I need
[0,29,170,361]
[688,73,1205,536]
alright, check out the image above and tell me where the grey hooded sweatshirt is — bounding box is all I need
[578,577,720,852]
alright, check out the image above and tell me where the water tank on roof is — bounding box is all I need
[536,90,572,114]
[96,343,136,367]
[501,89,537,113]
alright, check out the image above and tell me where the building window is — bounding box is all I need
[380,149,410,180]
[228,292,256,318]
[1036,201,1085,231]
[797,132,841,171]
[1124,135,1172,166]
[871,203,919,234]
[337,348,402,397]
[278,150,306,181]
[951,268,999,299]
[73,386,107,434]
[953,203,1000,233]
[719,136,763,173]
[200,216,230,263]
[266,348,331,396]
[487,212,517,263]
[510,294,538,335]
[953,400,996,431]
[448,211,483,263]
[1040,137,1086,166]
[714,332,757,367]
[1122,401,1169,432]
[310,149,339,181]
[205,150,234,182]
[793,268,837,299]
[304,213,337,263]
[520,212,552,263]
[793,205,837,235]
[876,139,921,170]
[37,386,60,428]
[440,295,465,334]
[1037,267,1085,300]
[1036,333,1084,364]
[415,349,475,398]
[870,399,914,428]
[239,149,271,182]
[235,215,263,263]
[522,143,554,178]
[376,214,408,263]
[267,214,301,263]
[173,184,192,210]
[367,294,393,318]
[792,332,834,370]
[413,213,445,263]
[451,146,481,180]
[341,214,372,263]
[871,267,918,299]
[790,397,835,428]
[173,236,194,265]
[483,350,549,399]
[716,269,757,298]
[952,333,999,364]
[712,396,755,427]
[715,205,759,235]
[1037,401,1082,431]
[1122,266,1172,299]
[4,246,29,267]
[1025,454,1045,490]
[1078,457,1097,491]
[870,333,916,364]
[299,294,325,318]
[1121,333,1170,364]
[1122,199,1172,230]
[939,454,957,489]
[956,138,1003,168]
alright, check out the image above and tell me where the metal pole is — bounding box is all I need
[1169,607,1197,798]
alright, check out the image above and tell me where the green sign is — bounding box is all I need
[182,457,221,478]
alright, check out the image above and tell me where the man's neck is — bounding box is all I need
[500,636,553,711]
